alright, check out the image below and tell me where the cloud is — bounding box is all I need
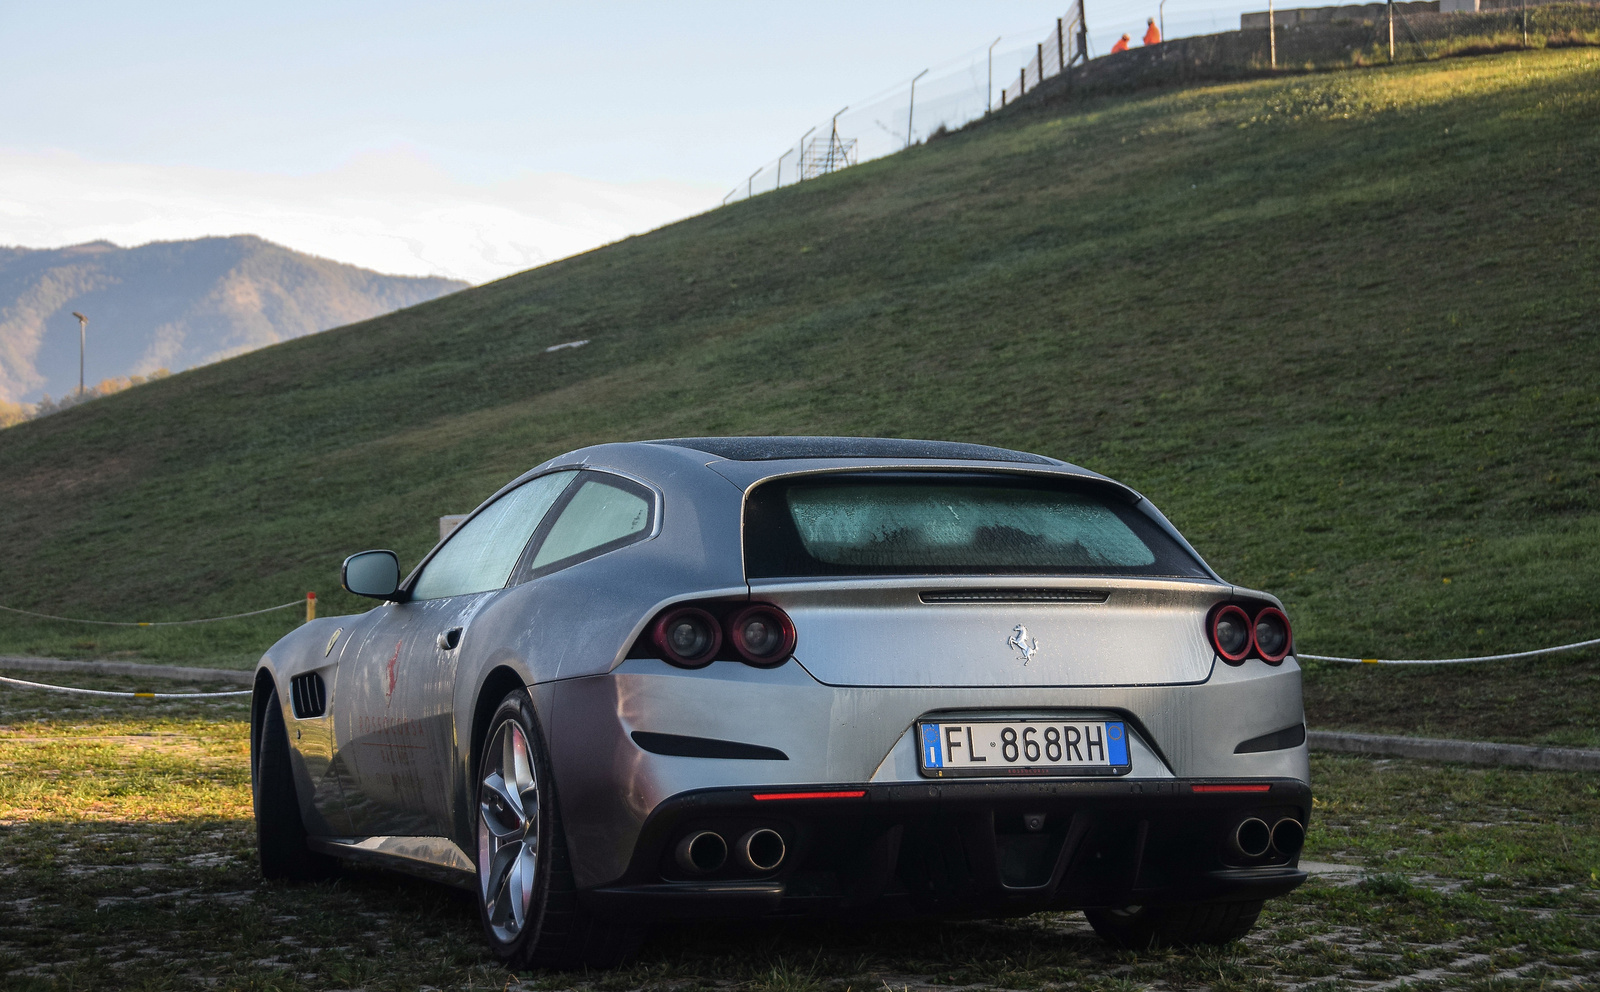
[0,148,723,284]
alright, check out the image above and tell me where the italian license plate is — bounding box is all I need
[918,719,1131,778]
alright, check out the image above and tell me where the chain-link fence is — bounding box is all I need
[723,2,1087,204]
[1029,1,1600,98]
[1000,4,1088,107]
[722,0,1596,204]
[1377,1,1600,60]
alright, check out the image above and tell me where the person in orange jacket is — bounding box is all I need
[1144,18,1162,45]
[1111,32,1131,53]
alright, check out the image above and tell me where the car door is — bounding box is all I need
[334,470,579,837]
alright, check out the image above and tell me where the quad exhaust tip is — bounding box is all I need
[1271,817,1305,858]
[736,828,786,872]
[1231,817,1272,859]
[674,830,728,873]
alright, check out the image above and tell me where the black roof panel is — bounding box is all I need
[648,436,1055,465]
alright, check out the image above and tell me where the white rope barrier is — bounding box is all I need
[0,600,301,627]
[0,674,250,699]
[1300,636,1600,665]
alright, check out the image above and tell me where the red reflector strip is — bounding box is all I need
[1192,784,1272,793]
[752,790,867,801]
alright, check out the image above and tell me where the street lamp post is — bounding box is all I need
[71,311,88,398]
[987,36,1002,113]
[1160,0,1168,40]
[906,69,929,149]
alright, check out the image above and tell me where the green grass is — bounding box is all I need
[3,685,1598,990]
[1303,652,1600,748]
[1,50,1598,744]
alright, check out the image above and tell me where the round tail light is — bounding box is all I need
[1252,607,1291,663]
[1211,605,1252,663]
[651,607,721,668]
[728,605,796,666]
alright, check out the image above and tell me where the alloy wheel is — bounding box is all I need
[478,719,540,942]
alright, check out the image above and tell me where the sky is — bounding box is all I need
[1,1,1271,284]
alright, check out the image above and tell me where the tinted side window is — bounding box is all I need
[527,476,653,572]
[411,471,577,600]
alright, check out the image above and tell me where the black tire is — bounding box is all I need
[1084,900,1263,948]
[251,684,338,881]
[475,689,644,970]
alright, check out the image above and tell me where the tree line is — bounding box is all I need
[0,369,172,429]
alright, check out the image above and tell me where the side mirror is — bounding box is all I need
[342,550,401,600]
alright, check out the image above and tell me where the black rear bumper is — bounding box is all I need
[581,777,1311,920]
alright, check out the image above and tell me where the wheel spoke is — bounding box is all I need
[489,845,517,927]
[507,849,527,930]
[517,841,537,920]
[481,806,522,840]
[499,730,526,815]
[509,725,535,796]
[490,843,520,903]
[480,772,523,836]
[509,726,539,838]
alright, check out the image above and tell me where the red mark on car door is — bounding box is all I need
[384,640,401,703]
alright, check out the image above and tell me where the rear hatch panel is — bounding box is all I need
[752,577,1225,688]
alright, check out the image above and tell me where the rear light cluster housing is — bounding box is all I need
[645,602,797,669]
[1208,602,1292,665]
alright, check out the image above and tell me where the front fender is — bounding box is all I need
[255,615,363,836]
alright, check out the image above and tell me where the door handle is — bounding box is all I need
[437,627,463,651]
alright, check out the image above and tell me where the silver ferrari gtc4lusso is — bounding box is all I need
[252,437,1309,967]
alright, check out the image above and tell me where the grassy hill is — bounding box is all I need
[1,48,1596,745]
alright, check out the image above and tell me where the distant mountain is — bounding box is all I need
[0,236,466,404]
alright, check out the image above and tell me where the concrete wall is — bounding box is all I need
[1242,2,1438,29]
[1243,0,1589,25]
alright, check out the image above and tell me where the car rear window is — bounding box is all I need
[743,474,1208,578]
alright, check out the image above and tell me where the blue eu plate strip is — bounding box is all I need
[1106,721,1129,766]
[922,724,944,768]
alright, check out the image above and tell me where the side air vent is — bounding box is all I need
[289,672,327,719]
[631,731,788,760]
[1233,723,1306,754]
[919,588,1110,605]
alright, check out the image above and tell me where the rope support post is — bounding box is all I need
[306,591,316,623]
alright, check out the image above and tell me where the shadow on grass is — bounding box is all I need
[0,816,1246,991]
[628,912,1113,988]
[7,812,1597,990]
[0,817,498,991]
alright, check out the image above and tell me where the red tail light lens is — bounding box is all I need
[728,605,796,666]
[651,607,721,668]
[1252,607,1291,663]
[1210,605,1252,663]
